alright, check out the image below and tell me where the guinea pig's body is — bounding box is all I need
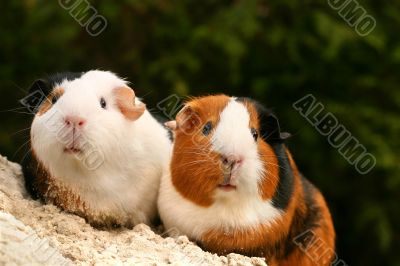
[158,95,335,265]
[22,70,171,227]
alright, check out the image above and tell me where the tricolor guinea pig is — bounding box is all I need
[21,70,171,227]
[158,95,335,265]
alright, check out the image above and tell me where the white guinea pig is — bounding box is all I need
[21,70,171,228]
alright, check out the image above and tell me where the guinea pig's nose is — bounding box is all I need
[65,115,86,128]
[221,155,243,168]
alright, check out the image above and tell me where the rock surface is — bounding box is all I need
[0,211,72,265]
[0,155,267,265]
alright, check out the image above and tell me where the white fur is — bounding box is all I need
[212,99,263,195]
[158,98,282,240]
[31,70,171,225]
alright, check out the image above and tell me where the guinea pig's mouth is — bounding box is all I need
[217,162,240,192]
[218,172,238,192]
[218,183,237,192]
[63,147,82,154]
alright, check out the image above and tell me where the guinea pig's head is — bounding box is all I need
[168,95,290,206]
[25,70,145,174]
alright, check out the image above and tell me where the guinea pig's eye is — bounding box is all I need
[251,128,258,141]
[202,121,213,136]
[100,97,107,109]
[51,95,59,105]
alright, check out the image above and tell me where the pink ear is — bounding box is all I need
[165,120,177,130]
[113,87,145,121]
[175,105,201,133]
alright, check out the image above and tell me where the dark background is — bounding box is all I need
[1,1,399,265]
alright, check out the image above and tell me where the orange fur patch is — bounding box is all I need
[37,87,65,116]
[202,218,287,257]
[170,95,231,206]
[258,141,280,200]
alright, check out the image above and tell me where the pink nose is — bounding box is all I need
[221,155,243,167]
[65,116,86,128]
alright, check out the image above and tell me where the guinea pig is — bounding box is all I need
[158,95,335,266]
[21,70,171,228]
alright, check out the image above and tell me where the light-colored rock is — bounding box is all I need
[0,155,267,265]
[0,211,72,265]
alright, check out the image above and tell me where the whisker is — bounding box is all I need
[262,128,279,140]
[261,155,290,160]
[10,127,31,136]
[177,160,211,166]
[265,162,291,172]
[138,90,153,99]
[11,81,29,95]
[0,106,29,113]
[20,148,32,163]
[12,138,31,159]
[6,111,34,115]
[176,151,212,157]
[171,160,212,170]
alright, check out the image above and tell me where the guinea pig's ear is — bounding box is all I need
[113,87,145,121]
[263,113,291,142]
[20,79,52,113]
[165,120,177,130]
[174,105,201,133]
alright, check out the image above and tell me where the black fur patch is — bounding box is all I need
[236,97,293,209]
[44,72,84,89]
[21,72,83,113]
[21,151,42,200]
[21,72,83,199]
[281,177,323,258]
[300,176,322,232]
[236,97,290,142]
[270,143,294,209]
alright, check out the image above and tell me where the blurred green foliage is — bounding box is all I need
[0,0,399,265]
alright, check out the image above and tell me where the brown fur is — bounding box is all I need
[37,87,65,115]
[259,141,280,200]
[170,95,336,265]
[30,149,88,214]
[29,149,124,228]
[170,95,231,206]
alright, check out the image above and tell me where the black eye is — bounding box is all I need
[51,95,59,105]
[100,97,107,109]
[202,121,213,136]
[251,128,258,141]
